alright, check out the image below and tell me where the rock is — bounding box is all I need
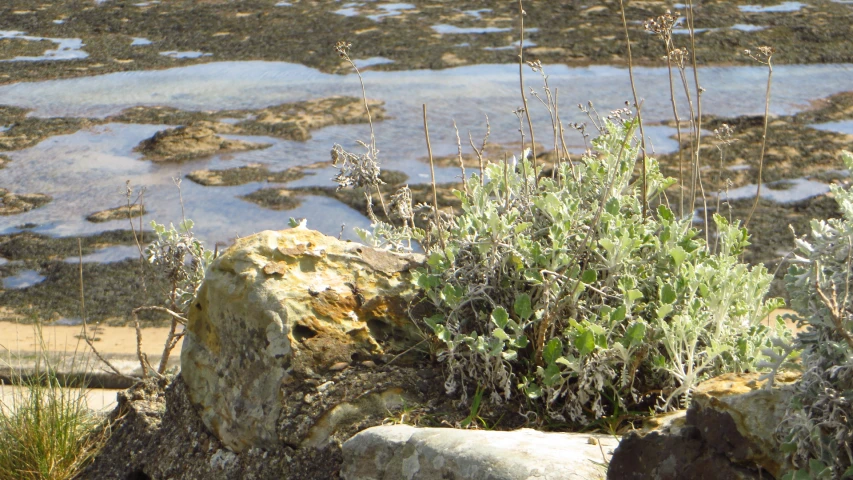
[0,188,51,215]
[688,372,799,478]
[134,123,270,162]
[607,372,800,480]
[185,163,311,187]
[341,425,617,480]
[79,375,339,480]
[181,226,425,452]
[86,204,146,223]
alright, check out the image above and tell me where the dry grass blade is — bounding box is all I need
[423,104,445,252]
[617,0,649,217]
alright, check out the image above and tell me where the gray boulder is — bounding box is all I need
[341,425,616,480]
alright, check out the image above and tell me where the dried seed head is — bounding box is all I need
[389,185,414,221]
[335,41,352,58]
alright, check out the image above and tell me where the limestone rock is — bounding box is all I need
[134,123,270,162]
[80,376,336,480]
[688,372,799,478]
[341,425,617,480]
[607,372,800,480]
[86,204,146,223]
[0,188,51,215]
[181,226,425,452]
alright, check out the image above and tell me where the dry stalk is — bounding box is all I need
[423,104,445,252]
[617,0,649,218]
[336,40,389,219]
[516,0,538,188]
[77,239,138,381]
[744,46,775,229]
[813,261,853,350]
[468,115,490,186]
[129,306,187,375]
[453,120,468,196]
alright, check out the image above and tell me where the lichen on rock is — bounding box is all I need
[181,225,425,452]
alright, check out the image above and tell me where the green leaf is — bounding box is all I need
[612,305,627,322]
[541,363,562,387]
[808,460,827,475]
[625,322,646,346]
[575,330,595,356]
[605,197,620,215]
[514,294,533,321]
[581,269,598,284]
[514,222,533,234]
[427,252,446,269]
[525,382,542,399]
[491,307,509,329]
[657,204,674,222]
[513,335,529,349]
[492,328,510,342]
[670,246,687,267]
[627,289,643,302]
[543,338,563,365]
[661,283,677,304]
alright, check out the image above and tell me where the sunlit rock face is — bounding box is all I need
[181,225,424,452]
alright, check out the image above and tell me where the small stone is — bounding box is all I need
[329,362,349,371]
[317,381,334,393]
[360,360,376,368]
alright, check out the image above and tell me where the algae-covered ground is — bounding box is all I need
[1,0,853,85]
[1,0,853,324]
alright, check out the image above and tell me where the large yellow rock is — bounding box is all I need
[181,226,424,452]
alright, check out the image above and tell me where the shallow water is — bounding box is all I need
[0,30,88,62]
[721,178,831,203]
[2,270,46,289]
[62,245,141,264]
[809,120,853,135]
[1,61,852,249]
[739,2,806,12]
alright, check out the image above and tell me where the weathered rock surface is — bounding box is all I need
[83,363,449,479]
[608,372,800,480]
[341,425,616,480]
[134,123,270,162]
[181,225,425,452]
[0,188,51,215]
[86,204,146,223]
[80,376,340,480]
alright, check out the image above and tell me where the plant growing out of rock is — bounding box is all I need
[414,118,784,425]
[775,150,853,479]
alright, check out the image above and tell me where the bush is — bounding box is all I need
[778,151,853,479]
[410,118,784,424]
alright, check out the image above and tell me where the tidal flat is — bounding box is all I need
[1,0,852,323]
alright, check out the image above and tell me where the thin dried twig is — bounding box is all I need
[78,239,139,381]
[423,104,445,252]
[813,261,853,350]
[617,0,649,218]
[517,0,538,188]
[453,120,468,195]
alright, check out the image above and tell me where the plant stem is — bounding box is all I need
[617,0,649,218]
[423,104,445,252]
[517,0,538,188]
